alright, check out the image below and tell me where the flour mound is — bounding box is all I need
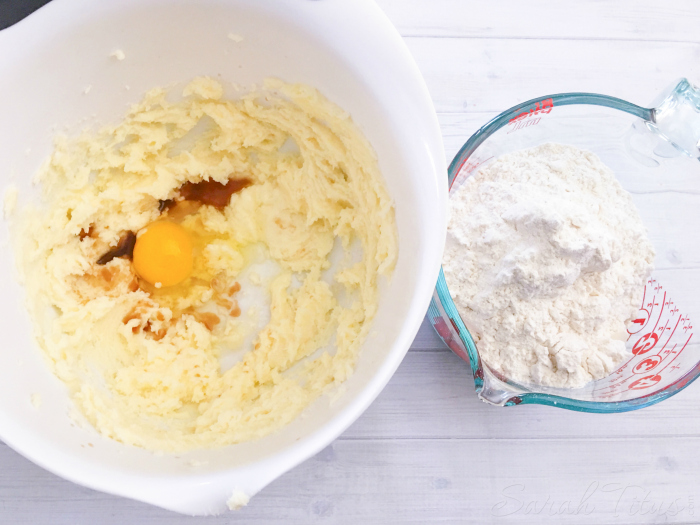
[443,143,655,388]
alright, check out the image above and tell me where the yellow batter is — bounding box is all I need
[14,77,397,452]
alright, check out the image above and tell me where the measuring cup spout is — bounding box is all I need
[477,367,524,406]
[648,78,700,159]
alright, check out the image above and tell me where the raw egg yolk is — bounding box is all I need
[133,221,193,287]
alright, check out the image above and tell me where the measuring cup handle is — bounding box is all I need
[648,78,700,159]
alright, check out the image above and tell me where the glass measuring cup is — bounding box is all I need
[428,78,700,412]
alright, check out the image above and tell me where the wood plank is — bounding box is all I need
[377,0,700,43]
[344,345,700,440]
[251,437,700,525]
[405,38,700,113]
[438,111,496,161]
[1,436,698,525]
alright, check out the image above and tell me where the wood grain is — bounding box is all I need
[348,335,700,440]
[407,38,700,113]
[2,432,699,525]
[378,0,700,43]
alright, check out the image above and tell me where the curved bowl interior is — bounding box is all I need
[430,92,700,413]
[0,0,446,514]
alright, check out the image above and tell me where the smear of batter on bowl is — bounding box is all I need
[13,77,397,452]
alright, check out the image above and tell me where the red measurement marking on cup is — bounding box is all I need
[509,98,554,123]
[632,355,662,374]
[432,317,470,362]
[507,98,553,134]
[629,374,662,390]
[632,331,659,355]
[597,278,695,395]
[450,156,494,191]
[454,98,556,188]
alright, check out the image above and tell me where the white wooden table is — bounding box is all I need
[2,1,700,523]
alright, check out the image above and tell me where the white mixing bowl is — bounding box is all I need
[0,0,446,515]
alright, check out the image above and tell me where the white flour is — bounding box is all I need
[443,143,655,388]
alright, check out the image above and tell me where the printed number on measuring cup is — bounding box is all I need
[629,374,662,390]
[632,332,659,355]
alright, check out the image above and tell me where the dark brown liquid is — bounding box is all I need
[179,178,251,209]
[97,231,136,265]
[158,199,175,213]
[79,224,95,241]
